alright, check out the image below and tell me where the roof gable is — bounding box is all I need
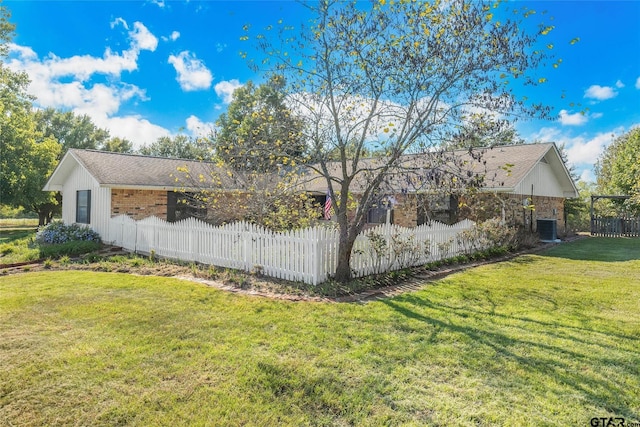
[44,149,224,192]
[302,143,578,198]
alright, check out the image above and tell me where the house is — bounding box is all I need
[303,142,579,233]
[42,149,226,239]
[43,142,578,238]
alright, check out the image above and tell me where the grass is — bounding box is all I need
[0,228,103,265]
[0,237,639,426]
[0,218,39,228]
[0,229,40,264]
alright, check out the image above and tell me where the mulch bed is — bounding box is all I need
[1,236,586,303]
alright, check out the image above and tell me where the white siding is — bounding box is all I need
[61,165,111,238]
[515,161,564,198]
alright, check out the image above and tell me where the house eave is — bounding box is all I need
[480,187,516,193]
[101,184,225,193]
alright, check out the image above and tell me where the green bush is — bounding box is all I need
[36,222,101,245]
[39,240,101,259]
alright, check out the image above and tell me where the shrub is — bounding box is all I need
[36,222,101,245]
[457,218,518,255]
[39,240,101,259]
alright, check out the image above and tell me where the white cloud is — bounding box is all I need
[615,80,625,88]
[7,20,169,149]
[584,85,617,100]
[564,132,615,166]
[162,31,180,42]
[9,19,157,83]
[168,51,213,91]
[7,43,36,60]
[149,0,166,8]
[98,115,170,145]
[130,22,158,52]
[636,77,640,89]
[186,115,215,138]
[558,109,588,126]
[528,126,622,168]
[214,79,243,103]
[110,17,128,30]
[580,169,595,183]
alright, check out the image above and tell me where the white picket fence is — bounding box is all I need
[106,215,475,285]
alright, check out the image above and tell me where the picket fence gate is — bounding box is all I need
[106,215,475,285]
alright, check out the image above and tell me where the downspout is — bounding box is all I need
[530,184,534,233]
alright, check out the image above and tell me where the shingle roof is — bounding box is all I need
[69,149,215,188]
[45,143,576,197]
[43,149,234,192]
[456,143,552,190]
[302,143,565,194]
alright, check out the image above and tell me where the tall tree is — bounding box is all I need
[33,108,110,155]
[214,75,305,172]
[244,0,562,281]
[103,136,134,153]
[595,127,640,214]
[444,119,524,150]
[0,5,61,224]
[139,134,212,160]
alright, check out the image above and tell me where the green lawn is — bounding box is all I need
[0,229,39,264]
[1,237,639,426]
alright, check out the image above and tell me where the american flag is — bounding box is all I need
[324,191,332,220]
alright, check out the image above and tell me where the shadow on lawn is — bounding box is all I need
[542,237,640,262]
[381,296,640,421]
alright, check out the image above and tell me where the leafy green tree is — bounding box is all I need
[178,76,315,230]
[444,119,524,150]
[33,108,110,156]
[139,134,212,160]
[214,75,305,172]
[565,180,595,232]
[0,5,62,225]
[102,137,134,153]
[244,0,562,281]
[595,127,640,215]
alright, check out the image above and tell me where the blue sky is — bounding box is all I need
[5,0,640,183]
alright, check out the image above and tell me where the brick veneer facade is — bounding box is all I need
[111,189,168,220]
[460,193,566,234]
[386,192,567,234]
[109,187,567,234]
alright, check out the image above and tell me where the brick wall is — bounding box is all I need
[385,192,567,234]
[460,192,567,234]
[111,189,168,220]
[392,194,418,228]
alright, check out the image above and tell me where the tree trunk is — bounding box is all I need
[333,211,365,282]
[38,211,48,227]
[334,231,357,283]
[35,202,58,226]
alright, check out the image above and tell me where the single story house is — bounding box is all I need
[42,149,225,239]
[43,142,578,238]
[303,142,578,233]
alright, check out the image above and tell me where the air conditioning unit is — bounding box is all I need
[537,219,560,243]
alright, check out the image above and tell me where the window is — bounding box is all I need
[167,191,207,222]
[368,207,393,224]
[76,190,91,224]
[416,194,458,225]
[367,196,395,224]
